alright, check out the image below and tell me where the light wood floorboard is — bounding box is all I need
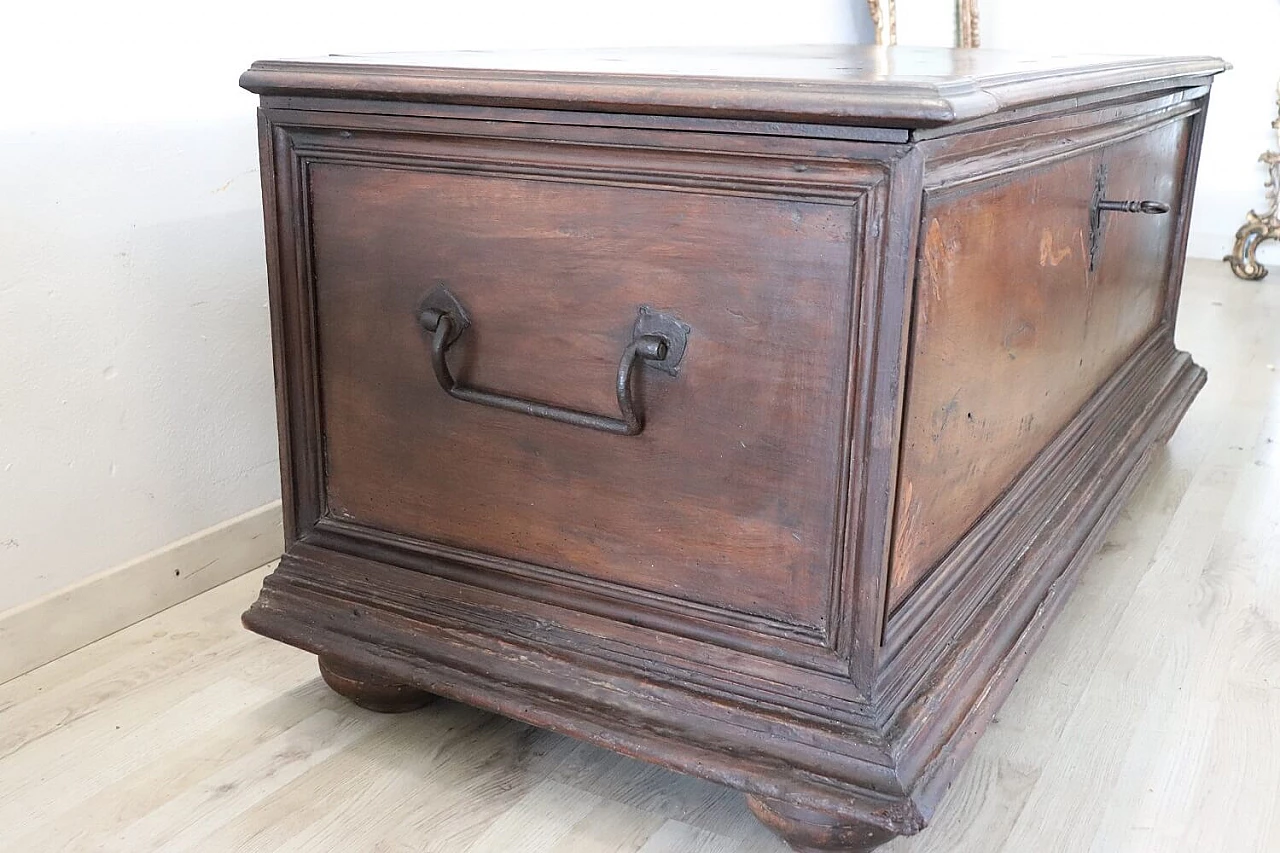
[1,259,1276,852]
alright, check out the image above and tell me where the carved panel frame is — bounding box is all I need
[257,105,924,708]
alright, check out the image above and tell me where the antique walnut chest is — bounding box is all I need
[240,46,1227,851]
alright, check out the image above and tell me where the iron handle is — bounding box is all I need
[417,284,689,436]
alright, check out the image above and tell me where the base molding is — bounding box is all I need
[0,501,283,684]
[243,342,1204,852]
[892,344,1206,811]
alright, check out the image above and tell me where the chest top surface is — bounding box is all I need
[241,44,1226,129]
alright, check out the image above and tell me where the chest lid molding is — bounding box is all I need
[241,45,1226,129]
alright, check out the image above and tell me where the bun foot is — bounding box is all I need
[746,796,901,852]
[318,655,435,713]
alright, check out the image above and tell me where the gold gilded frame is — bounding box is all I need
[1225,81,1280,280]
[868,0,981,48]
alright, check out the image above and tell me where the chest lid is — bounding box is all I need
[241,45,1226,130]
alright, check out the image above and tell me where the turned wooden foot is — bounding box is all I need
[746,796,901,853]
[318,655,436,713]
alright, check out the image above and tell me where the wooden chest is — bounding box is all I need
[240,46,1226,851]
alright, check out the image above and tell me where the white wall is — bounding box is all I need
[979,0,1280,264]
[0,1,870,613]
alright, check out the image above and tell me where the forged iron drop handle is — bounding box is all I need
[417,285,689,437]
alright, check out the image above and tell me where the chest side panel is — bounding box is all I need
[262,112,914,656]
[889,110,1194,610]
[314,163,854,627]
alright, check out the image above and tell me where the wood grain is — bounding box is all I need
[889,112,1195,608]
[311,154,860,628]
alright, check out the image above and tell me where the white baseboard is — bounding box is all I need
[0,501,284,685]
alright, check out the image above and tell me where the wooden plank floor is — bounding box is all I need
[2,259,1277,853]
